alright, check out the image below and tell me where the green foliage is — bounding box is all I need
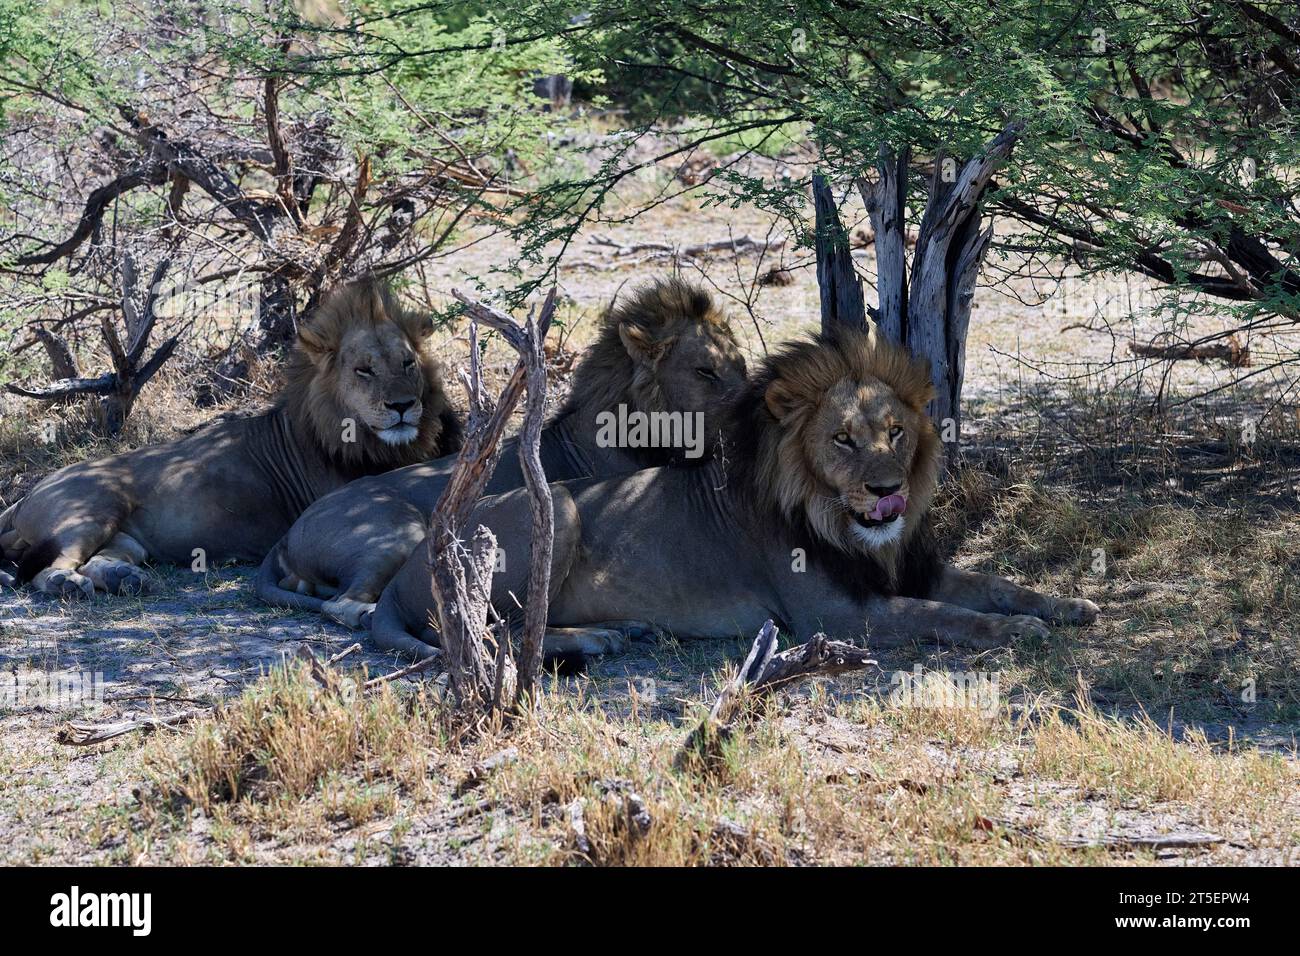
[197,1,583,180]
[481,0,1300,325]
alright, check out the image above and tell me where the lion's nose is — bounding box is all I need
[386,399,415,415]
[866,481,902,497]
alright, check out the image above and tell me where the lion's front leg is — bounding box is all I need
[859,596,1050,650]
[930,566,1098,625]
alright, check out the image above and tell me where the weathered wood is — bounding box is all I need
[427,510,505,710]
[569,233,786,272]
[438,288,556,524]
[813,173,868,335]
[859,145,910,342]
[906,123,1022,434]
[1129,336,1250,368]
[677,620,877,767]
[363,650,443,691]
[853,124,1023,455]
[33,327,79,381]
[514,303,555,705]
[426,289,556,715]
[57,707,210,746]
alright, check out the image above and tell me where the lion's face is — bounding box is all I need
[289,281,459,468]
[332,319,430,446]
[653,321,748,422]
[798,377,930,549]
[756,330,940,555]
[621,318,747,435]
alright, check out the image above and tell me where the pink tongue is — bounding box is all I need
[868,494,907,521]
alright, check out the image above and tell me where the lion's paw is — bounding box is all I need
[79,558,151,596]
[1052,598,1099,626]
[579,628,631,656]
[543,626,630,660]
[35,568,96,599]
[990,614,1050,642]
[103,563,150,596]
[598,620,664,643]
[323,597,377,630]
[0,569,15,589]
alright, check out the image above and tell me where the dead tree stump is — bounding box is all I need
[867,124,1022,447]
[424,290,556,716]
[813,173,868,335]
[815,123,1024,457]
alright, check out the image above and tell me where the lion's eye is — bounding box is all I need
[888,425,904,441]
[695,367,719,381]
[355,367,374,379]
[403,358,416,371]
[833,431,854,449]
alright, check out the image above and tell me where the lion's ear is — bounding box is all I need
[764,379,804,422]
[297,323,334,364]
[619,323,673,363]
[368,284,388,323]
[416,314,435,339]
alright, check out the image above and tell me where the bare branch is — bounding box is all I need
[677,621,877,768]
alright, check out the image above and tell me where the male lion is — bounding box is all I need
[256,278,747,628]
[0,280,462,597]
[370,327,1099,660]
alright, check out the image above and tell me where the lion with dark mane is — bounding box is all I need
[371,326,1098,659]
[0,280,462,597]
[255,277,747,627]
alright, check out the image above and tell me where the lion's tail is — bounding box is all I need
[254,541,327,614]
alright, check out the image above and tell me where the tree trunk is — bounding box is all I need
[257,273,298,350]
[860,145,911,343]
[425,290,556,717]
[812,173,868,335]
[817,123,1023,458]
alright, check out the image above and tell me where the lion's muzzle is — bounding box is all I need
[375,398,423,444]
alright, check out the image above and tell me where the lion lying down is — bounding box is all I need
[369,327,1098,660]
[0,281,462,597]
[255,278,747,627]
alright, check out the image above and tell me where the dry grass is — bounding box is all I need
[932,462,1300,723]
[145,663,445,813]
[125,657,1299,866]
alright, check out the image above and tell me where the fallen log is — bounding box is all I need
[57,707,211,746]
[676,620,877,768]
[566,233,786,271]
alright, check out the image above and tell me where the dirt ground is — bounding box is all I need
[2,170,1299,865]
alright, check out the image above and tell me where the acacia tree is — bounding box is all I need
[0,0,570,421]
[469,0,1300,425]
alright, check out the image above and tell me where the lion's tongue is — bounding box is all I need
[868,494,907,521]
